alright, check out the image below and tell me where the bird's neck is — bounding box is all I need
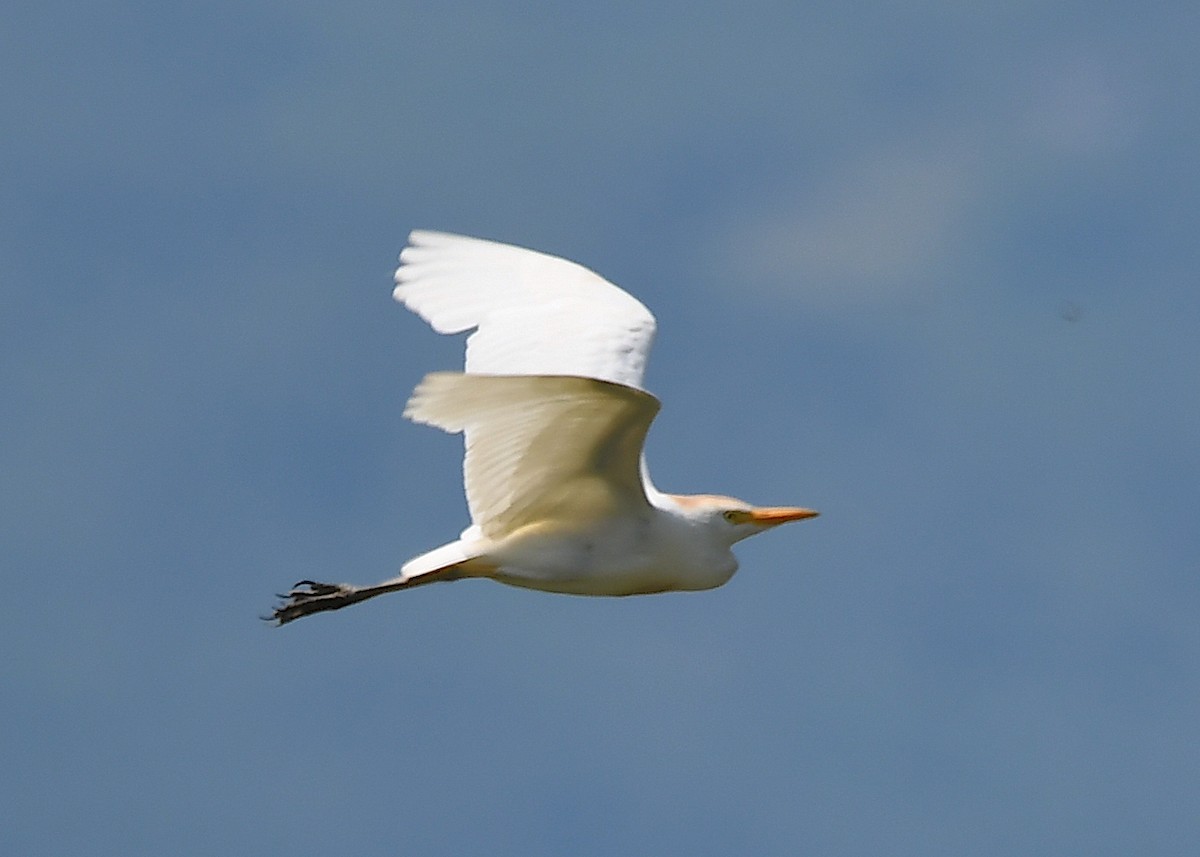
[639,455,667,506]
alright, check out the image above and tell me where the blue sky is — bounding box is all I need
[3,2,1199,855]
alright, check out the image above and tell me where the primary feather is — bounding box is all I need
[405,372,660,539]
[393,230,657,389]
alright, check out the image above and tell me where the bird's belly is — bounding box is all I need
[486,519,734,596]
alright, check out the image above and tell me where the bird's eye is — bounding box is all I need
[723,510,739,523]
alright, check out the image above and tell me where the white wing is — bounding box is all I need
[393,231,657,389]
[405,372,660,538]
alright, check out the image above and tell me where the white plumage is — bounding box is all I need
[270,231,817,624]
[404,372,658,540]
[394,230,656,388]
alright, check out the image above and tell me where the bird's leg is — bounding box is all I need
[269,580,363,625]
[267,564,474,626]
[268,576,412,626]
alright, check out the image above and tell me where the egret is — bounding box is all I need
[270,231,817,625]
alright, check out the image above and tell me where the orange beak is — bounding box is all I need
[747,506,820,526]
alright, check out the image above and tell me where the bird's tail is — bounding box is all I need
[400,538,496,582]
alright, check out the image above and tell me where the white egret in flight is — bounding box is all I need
[270,231,817,624]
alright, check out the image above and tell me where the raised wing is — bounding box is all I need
[404,372,660,539]
[394,231,657,390]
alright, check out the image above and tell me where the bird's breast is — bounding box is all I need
[486,514,737,596]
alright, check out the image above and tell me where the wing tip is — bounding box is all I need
[402,371,466,430]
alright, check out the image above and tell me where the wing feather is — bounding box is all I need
[394,231,657,389]
[405,373,660,538]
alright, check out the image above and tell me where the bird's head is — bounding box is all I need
[670,494,819,545]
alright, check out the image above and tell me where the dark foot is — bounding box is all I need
[267,580,366,625]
